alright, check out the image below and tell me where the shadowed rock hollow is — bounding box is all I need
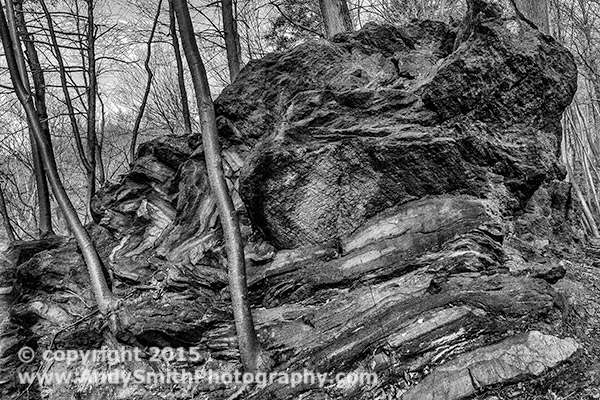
[0,0,585,399]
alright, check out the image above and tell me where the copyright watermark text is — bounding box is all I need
[17,367,378,389]
[15,346,379,389]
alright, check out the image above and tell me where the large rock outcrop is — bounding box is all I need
[0,1,584,399]
[232,11,574,249]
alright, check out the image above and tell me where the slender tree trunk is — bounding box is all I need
[221,0,243,81]
[97,94,106,185]
[85,0,97,216]
[172,0,268,372]
[563,111,600,238]
[40,0,93,179]
[319,0,353,38]
[0,185,16,242]
[6,0,54,237]
[513,0,549,34]
[568,163,600,237]
[130,0,162,162]
[0,5,119,317]
[169,0,193,136]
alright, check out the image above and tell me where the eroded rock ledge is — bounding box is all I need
[0,0,581,399]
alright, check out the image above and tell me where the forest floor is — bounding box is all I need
[478,252,600,400]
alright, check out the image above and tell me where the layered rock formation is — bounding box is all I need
[0,0,584,399]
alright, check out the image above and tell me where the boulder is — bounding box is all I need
[225,2,576,249]
[3,1,583,400]
[402,331,579,400]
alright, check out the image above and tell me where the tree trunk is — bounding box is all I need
[7,0,54,237]
[172,0,268,372]
[86,0,97,219]
[568,162,599,237]
[129,0,162,162]
[513,0,549,34]
[221,0,243,81]
[169,0,193,136]
[562,108,600,238]
[319,0,353,38]
[97,94,106,185]
[0,5,119,317]
[0,185,16,242]
[39,0,93,185]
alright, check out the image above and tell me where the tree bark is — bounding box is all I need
[7,0,54,237]
[0,5,119,317]
[513,0,549,34]
[85,0,97,217]
[130,0,162,162]
[0,185,16,242]
[169,0,193,136]
[172,0,268,372]
[97,94,106,185]
[221,0,243,81]
[319,0,353,38]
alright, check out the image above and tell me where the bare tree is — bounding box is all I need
[97,93,107,185]
[221,0,243,81]
[85,0,98,213]
[0,184,16,242]
[169,0,193,136]
[130,0,163,162]
[39,0,95,215]
[6,0,54,237]
[319,0,353,38]
[172,0,270,372]
[513,0,550,34]
[0,4,119,320]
